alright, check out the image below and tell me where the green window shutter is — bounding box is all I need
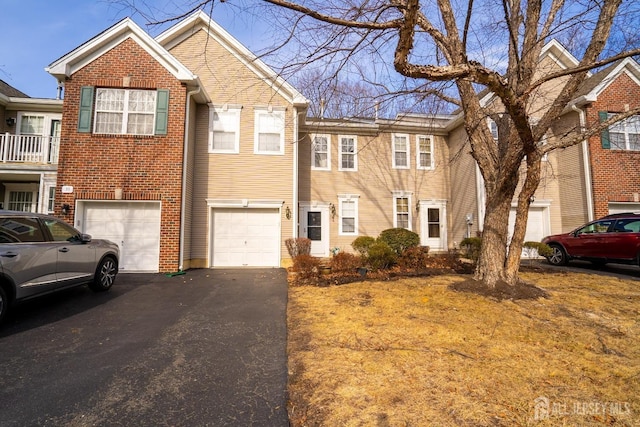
[77,86,94,133]
[155,89,170,135]
[599,111,610,149]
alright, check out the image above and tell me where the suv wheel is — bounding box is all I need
[547,244,568,266]
[89,256,117,292]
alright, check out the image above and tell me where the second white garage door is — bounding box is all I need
[508,206,550,256]
[211,208,280,267]
[80,201,161,272]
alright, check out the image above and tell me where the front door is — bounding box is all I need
[420,201,447,251]
[299,205,329,257]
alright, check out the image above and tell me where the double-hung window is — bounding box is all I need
[393,191,412,230]
[392,134,410,169]
[94,89,156,135]
[19,115,45,136]
[77,86,169,135]
[338,195,359,235]
[255,109,285,155]
[209,105,241,153]
[416,135,434,169]
[339,135,357,171]
[601,112,640,151]
[311,134,330,170]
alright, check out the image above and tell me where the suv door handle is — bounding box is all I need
[0,251,17,258]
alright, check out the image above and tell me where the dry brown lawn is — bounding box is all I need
[287,270,640,426]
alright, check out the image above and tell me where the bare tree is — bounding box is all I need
[122,0,640,288]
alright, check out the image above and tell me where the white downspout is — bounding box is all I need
[292,108,300,238]
[572,104,594,221]
[179,86,202,271]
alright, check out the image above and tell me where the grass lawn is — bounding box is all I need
[287,270,640,426]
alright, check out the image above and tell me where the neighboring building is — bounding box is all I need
[29,11,639,272]
[0,80,62,214]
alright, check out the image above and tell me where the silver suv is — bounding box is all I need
[0,211,119,324]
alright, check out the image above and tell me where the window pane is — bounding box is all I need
[8,191,33,212]
[420,152,431,167]
[610,132,626,150]
[428,223,440,238]
[314,152,328,168]
[95,112,123,134]
[342,218,355,233]
[0,217,44,242]
[397,215,409,229]
[44,218,79,242]
[342,153,354,169]
[127,113,154,135]
[96,89,124,111]
[20,115,44,135]
[47,187,55,212]
[428,208,440,222]
[128,90,156,112]
[395,152,407,167]
[259,133,281,152]
[213,132,236,150]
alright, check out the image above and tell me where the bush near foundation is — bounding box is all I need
[378,228,420,255]
[330,252,363,273]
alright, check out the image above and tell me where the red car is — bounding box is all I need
[542,213,640,266]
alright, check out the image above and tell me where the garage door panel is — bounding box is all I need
[82,201,161,272]
[508,207,549,257]
[212,208,280,267]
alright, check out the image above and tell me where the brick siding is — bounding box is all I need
[56,38,187,272]
[585,72,640,217]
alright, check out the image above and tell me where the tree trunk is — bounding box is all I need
[473,188,514,287]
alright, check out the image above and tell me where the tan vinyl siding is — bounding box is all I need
[448,126,479,246]
[169,29,296,266]
[301,130,450,252]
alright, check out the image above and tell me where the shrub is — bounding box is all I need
[351,236,376,256]
[523,241,553,258]
[460,237,482,262]
[378,228,420,255]
[330,252,362,273]
[398,246,430,270]
[285,238,311,258]
[366,241,397,270]
[291,254,321,279]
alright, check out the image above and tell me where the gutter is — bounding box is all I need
[179,85,202,271]
[293,108,300,238]
[571,104,594,221]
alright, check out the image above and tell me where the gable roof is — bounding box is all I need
[45,17,206,95]
[571,57,640,105]
[156,10,309,108]
[0,79,30,98]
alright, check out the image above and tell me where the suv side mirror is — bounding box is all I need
[80,234,92,243]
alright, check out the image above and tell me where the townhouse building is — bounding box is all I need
[1,10,636,272]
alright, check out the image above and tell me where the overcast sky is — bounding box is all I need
[0,0,271,98]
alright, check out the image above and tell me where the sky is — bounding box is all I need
[0,0,271,99]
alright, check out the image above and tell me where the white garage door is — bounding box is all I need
[211,208,280,267]
[508,206,550,256]
[80,201,161,272]
[609,203,640,214]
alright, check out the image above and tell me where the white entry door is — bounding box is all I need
[420,201,447,251]
[79,201,161,272]
[299,204,330,257]
[211,208,280,267]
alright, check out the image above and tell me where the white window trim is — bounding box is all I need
[209,105,241,154]
[392,133,410,169]
[93,88,157,136]
[254,108,285,155]
[311,134,331,171]
[416,135,434,170]
[338,135,358,171]
[338,194,359,236]
[392,191,413,230]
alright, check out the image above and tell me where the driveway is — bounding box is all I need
[536,259,640,280]
[0,269,289,426]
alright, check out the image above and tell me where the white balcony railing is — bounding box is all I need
[0,133,59,164]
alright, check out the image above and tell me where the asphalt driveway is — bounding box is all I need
[0,268,289,426]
